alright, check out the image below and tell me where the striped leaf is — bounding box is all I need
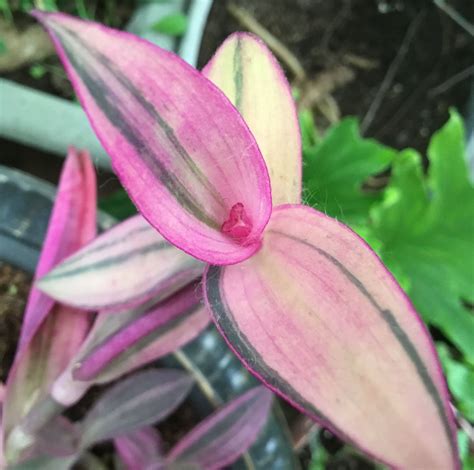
[203,33,301,205]
[79,369,193,448]
[167,386,272,469]
[38,215,204,312]
[3,150,96,458]
[73,283,208,381]
[115,427,163,470]
[51,287,209,407]
[204,204,459,469]
[33,12,272,265]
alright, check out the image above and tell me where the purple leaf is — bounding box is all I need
[73,283,208,381]
[167,386,272,469]
[38,215,204,312]
[204,204,459,470]
[26,417,78,459]
[79,369,193,448]
[33,12,272,265]
[115,427,163,470]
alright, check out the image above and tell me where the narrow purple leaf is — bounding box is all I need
[73,283,206,381]
[114,427,163,470]
[79,369,193,448]
[167,386,272,469]
[38,215,204,312]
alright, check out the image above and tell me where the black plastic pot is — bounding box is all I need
[0,165,299,470]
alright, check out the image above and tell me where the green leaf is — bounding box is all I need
[458,429,474,470]
[99,189,136,220]
[303,117,395,226]
[29,64,47,79]
[370,110,474,363]
[437,344,474,421]
[152,13,188,36]
[0,39,6,54]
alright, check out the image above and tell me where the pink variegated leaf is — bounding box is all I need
[18,148,96,351]
[3,149,96,454]
[203,33,301,205]
[33,12,272,265]
[167,386,272,469]
[73,283,208,381]
[51,290,209,407]
[204,205,459,470]
[115,427,163,470]
[38,215,204,312]
[79,369,193,449]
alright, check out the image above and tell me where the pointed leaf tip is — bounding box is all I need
[203,32,302,205]
[168,386,272,469]
[205,204,459,470]
[80,369,193,448]
[34,12,272,265]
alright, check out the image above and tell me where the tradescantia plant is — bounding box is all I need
[0,149,270,468]
[31,10,460,469]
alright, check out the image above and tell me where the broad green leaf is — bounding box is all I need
[458,430,474,470]
[437,344,474,421]
[303,118,395,226]
[370,111,474,363]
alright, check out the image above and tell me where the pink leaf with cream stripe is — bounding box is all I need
[38,215,204,312]
[204,205,459,470]
[33,11,272,265]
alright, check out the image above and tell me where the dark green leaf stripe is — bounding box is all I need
[62,224,153,262]
[52,24,224,228]
[45,241,170,279]
[233,36,244,111]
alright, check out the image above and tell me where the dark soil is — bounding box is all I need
[0,262,31,382]
[198,0,473,154]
